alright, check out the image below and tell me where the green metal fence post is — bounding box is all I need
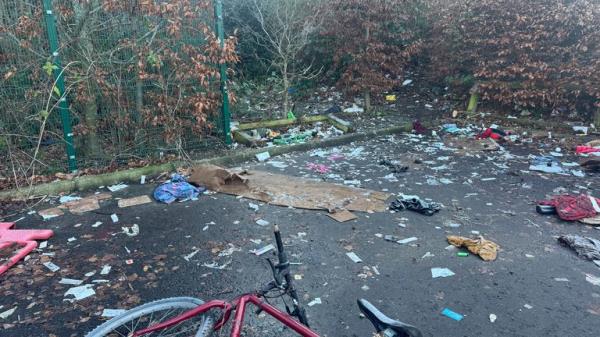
[214,0,232,145]
[42,0,78,172]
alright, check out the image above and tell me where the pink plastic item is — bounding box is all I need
[0,222,54,276]
[576,145,600,154]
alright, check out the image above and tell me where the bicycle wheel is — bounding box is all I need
[85,297,214,337]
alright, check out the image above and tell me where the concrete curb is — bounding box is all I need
[0,123,413,200]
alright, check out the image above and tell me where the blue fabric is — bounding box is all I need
[153,174,206,204]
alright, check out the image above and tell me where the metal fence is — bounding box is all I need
[0,0,230,185]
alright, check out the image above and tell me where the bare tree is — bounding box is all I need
[249,0,323,118]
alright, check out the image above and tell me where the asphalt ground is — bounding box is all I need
[1,132,600,337]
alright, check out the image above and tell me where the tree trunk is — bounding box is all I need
[73,0,102,159]
[282,62,290,119]
[363,26,371,113]
[364,90,371,113]
[134,73,145,142]
[595,107,600,128]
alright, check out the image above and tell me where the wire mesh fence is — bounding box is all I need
[0,0,230,189]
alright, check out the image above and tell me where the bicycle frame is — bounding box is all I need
[132,293,319,337]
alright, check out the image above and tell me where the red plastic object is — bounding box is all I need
[576,145,600,154]
[0,222,54,276]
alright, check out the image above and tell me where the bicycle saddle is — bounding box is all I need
[357,299,422,337]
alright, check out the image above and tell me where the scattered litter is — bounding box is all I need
[125,259,134,265]
[573,126,589,135]
[558,235,600,261]
[397,237,418,245]
[422,252,434,259]
[402,79,413,86]
[390,194,441,216]
[441,308,464,321]
[111,214,119,223]
[379,159,408,174]
[586,274,600,286]
[447,235,499,261]
[344,104,364,113]
[256,151,271,162]
[184,250,200,262]
[457,252,469,257]
[218,244,241,257]
[202,261,231,270]
[554,277,569,282]
[445,222,461,228]
[538,194,600,221]
[189,165,390,213]
[346,252,363,263]
[59,195,81,203]
[92,221,102,228]
[140,175,146,184]
[39,208,64,220]
[107,184,128,192]
[307,298,322,307]
[252,244,275,256]
[100,265,111,275]
[62,193,111,214]
[64,284,95,302]
[576,145,600,154]
[59,278,83,285]
[489,314,497,323]
[118,195,152,208]
[153,174,205,204]
[0,307,17,319]
[529,155,565,174]
[256,219,270,226]
[268,161,288,169]
[431,267,455,278]
[39,241,47,249]
[524,304,533,310]
[361,285,370,291]
[307,163,331,174]
[85,271,96,277]
[249,203,260,211]
[101,309,127,318]
[43,261,60,272]
[327,210,358,223]
[121,224,140,237]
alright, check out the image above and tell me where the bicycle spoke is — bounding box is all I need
[97,302,210,337]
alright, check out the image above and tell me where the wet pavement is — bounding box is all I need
[1,132,600,337]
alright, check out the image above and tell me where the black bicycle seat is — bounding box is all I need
[357,299,422,337]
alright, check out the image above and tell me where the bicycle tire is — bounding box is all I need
[85,297,213,337]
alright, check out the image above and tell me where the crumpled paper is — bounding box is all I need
[447,235,500,261]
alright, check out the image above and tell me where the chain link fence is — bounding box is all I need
[0,0,230,189]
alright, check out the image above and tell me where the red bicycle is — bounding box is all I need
[86,225,422,337]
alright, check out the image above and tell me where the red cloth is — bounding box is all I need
[477,128,505,140]
[576,145,600,154]
[538,194,600,221]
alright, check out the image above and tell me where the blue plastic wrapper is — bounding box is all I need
[441,308,464,321]
[153,174,206,204]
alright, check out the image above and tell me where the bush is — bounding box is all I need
[323,0,424,110]
[428,0,600,116]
